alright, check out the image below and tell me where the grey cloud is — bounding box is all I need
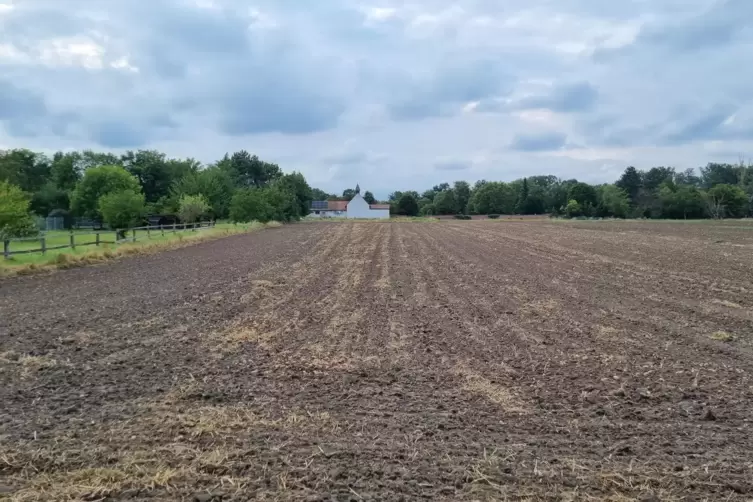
[89,121,149,149]
[509,132,568,152]
[435,160,471,171]
[0,80,47,120]
[386,60,514,121]
[517,82,598,113]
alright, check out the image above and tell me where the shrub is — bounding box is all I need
[229,188,273,223]
[178,194,210,223]
[99,189,146,230]
[488,214,500,219]
[71,165,141,219]
[0,181,39,239]
[453,214,472,220]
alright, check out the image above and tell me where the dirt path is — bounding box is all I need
[1,221,752,501]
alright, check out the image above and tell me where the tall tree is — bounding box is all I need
[453,181,471,213]
[71,165,141,219]
[515,178,530,214]
[701,163,740,188]
[433,189,458,214]
[363,191,376,204]
[121,150,171,203]
[276,172,313,217]
[643,167,675,192]
[396,193,419,216]
[228,150,281,188]
[616,166,642,206]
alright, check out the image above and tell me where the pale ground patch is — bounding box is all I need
[453,364,529,413]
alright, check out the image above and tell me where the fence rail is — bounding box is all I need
[3,221,216,260]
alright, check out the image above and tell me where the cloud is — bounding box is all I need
[516,82,598,113]
[509,132,568,152]
[1,0,753,194]
[435,160,471,171]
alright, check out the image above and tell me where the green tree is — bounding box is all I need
[597,185,630,218]
[78,150,122,171]
[418,198,435,216]
[433,189,458,214]
[564,199,582,218]
[453,181,471,213]
[121,150,172,203]
[229,189,273,223]
[98,189,146,229]
[226,150,281,188]
[701,163,740,188]
[275,172,312,217]
[567,182,598,207]
[0,149,50,194]
[705,184,748,218]
[178,194,210,223]
[515,178,530,214]
[71,165,141,219]
[642,167,675,192]
[50,151,82,191]
[342,188,356,201]
[396,193,419,216]
[172,167,235,219]
[31,182,70,216]
[658,184,705,219]
[616,166,642,206]
[263,186,301,222]
[0,181,38,238]
[311,188,331,201]
[469,182,514,214]
[363,191,376,204]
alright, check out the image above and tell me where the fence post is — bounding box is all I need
[147,227,151,239]
[70,232,75,250]
[173,222,177,233]
[96,233,100,246]
[161,225,164,237]
[41,236,46,255]
[132,229,137,243]
[3,240,9,260]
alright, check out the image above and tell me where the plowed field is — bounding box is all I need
[2,221,752,501]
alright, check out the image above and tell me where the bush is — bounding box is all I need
[99,189,146,230]
[487,214,500,219]
[178,194,210,223]
[453,214,472,220]
[229,188,273,223]
[71,165,141,219]
[0,181,39,239]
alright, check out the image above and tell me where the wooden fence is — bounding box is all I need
[3,221,216,260]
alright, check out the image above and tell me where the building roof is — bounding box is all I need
[328,200,348,211]
[369,204,391,210]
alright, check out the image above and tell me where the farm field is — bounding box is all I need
[1,220,752,500]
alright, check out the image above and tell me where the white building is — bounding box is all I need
[346,193,391,219]
[308,189,391,220]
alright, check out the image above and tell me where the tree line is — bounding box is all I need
[376,164,753,219]
[0,148,314,238]
[2,146,752,239]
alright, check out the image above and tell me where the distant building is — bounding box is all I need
[309,191,390,219]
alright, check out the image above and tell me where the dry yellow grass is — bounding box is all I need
[454,364,529,413]
[0,222,281,278]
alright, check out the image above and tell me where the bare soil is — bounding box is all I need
[1,221,752,501]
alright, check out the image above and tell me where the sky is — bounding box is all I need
[1,0,752,197]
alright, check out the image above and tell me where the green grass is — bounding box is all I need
[1,222,278,274]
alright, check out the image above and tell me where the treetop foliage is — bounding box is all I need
[2,147,752,229]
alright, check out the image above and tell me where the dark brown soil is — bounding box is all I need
[1,221,752,501]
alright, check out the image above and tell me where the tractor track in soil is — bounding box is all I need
[1,220,752,501]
